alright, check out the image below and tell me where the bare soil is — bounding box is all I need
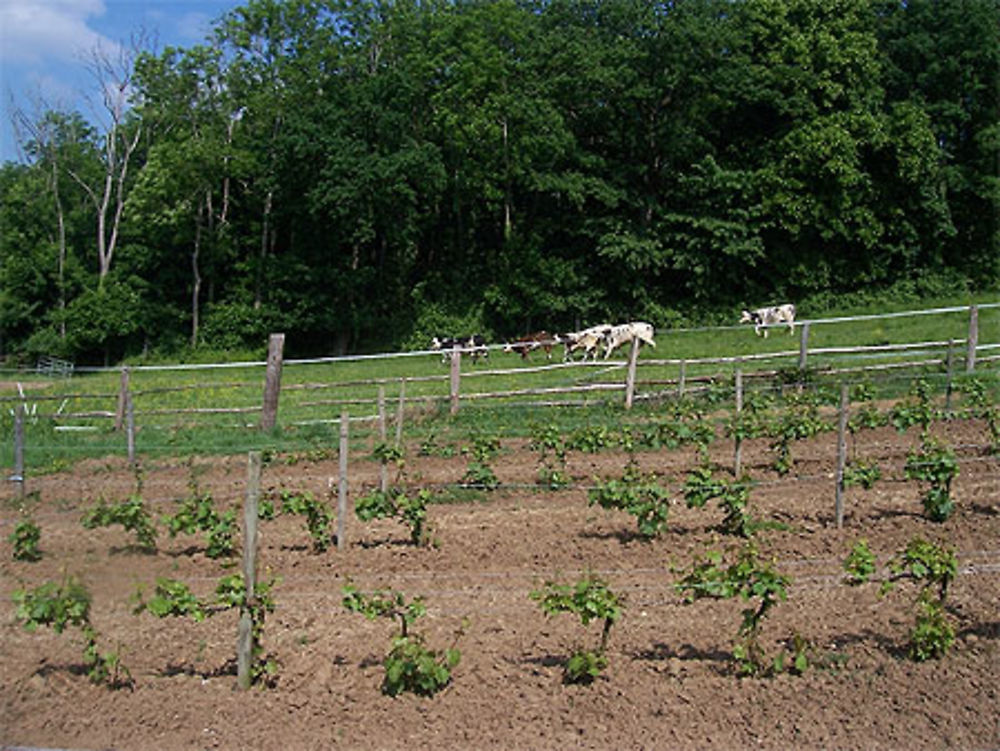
[2,419,999,750]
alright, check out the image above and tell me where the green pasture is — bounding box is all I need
[1,299,997,473]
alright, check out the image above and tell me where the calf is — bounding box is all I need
[430,334,489,364]
[602,321,656,359]
[503,331,556,361]
[558,324,613,361]
[739,304,796,338]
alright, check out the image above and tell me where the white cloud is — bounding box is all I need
[0,0,117,65]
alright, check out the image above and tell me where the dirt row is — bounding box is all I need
[2,420,998,750]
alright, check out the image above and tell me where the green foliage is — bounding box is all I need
[890,380,938,436]
[9,517,42,561]
[372,442,406,482]
[530,424,570,489]
[904,437,959,522]
[342,584,460,697]
[843,539,878,586]
[356,488,432,546]
[682,463,754,537]
[909,591,956,662]
[843,459,882,490]
[278,490,333,552]
[956,377,1000,453]
[531,576,624,684]
[13,577,131,688]
[460,434,501,490]
[845,537,958,661]
[566,425,615,453]
[767,396,830,475]
[588,460,671,538]
[81,494,157,549]
[164,492,236,558]
[135,573,277,683]
[134,578,207,622]
[383,635,462,697]
[676,543,790,676]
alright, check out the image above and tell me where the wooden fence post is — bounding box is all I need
[733,366,743,477]
[377,386,388,493]
[238,450,262,690]
[678,360,686,398]
[966,305,978,373]
[114,366,130,431]
[337,411,349,550]
[798,322,810,371]
[449,347,461,416]
[260,333,285,431]
[395,378,406,446]
[945,339,955,412]
[12,402,24,502]
[835,384,849,529]
[624,338,640,409]
[126,393,136,466]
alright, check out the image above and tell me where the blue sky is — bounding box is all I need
[0,0,242,163]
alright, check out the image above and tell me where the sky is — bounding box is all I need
[0,0,243,163]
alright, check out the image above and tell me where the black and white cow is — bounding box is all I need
[430,334,489,363]
[602,321,656,359]
[739,304,796,338]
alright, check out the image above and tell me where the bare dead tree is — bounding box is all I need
[67,34,152,286]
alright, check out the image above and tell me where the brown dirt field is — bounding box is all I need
[2,419,999,751]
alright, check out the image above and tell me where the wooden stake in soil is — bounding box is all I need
[449,346,461,416]
[395,378,406,446]
[337,411,349,550]
[945,339,955,413]
[12,402,24,502]
[377,386,388,493]
[260,333,285,431]
[238,450,262,690]
[624,338,640,410]
[966,305,978,373]
[733,367,743,477]
[798,322,810,371]
[126,393,136,466]
[114,366,130,431]
[835,384,849,529]
[678,360,686,398]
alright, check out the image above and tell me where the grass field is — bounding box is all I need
[1,298,997,473]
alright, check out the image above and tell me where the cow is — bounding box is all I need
[430,334,489,364]
[739,304,796,338]
[503,331,556,361]
[602,321,656,359]
[557,324,613,361]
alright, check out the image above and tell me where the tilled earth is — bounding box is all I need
[2,419,998,750]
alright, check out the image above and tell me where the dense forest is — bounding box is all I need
[1,0,997,364]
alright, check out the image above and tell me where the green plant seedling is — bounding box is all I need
[676,542,790,676]
[82,494,157,549]
[13,577,132,688]
[279,490,333,552]
[342,584,461,696]
[530,575,624,684]
[9,517,42,561]
[904,436,958,522]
